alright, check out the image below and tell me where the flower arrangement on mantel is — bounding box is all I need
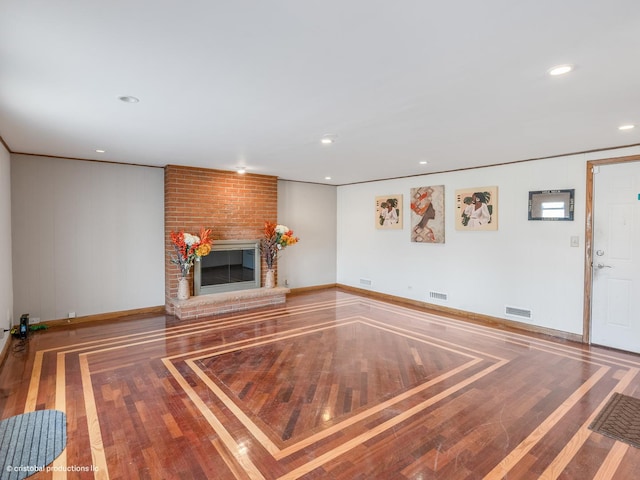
[170,228,213,278]
[260,221,299,270]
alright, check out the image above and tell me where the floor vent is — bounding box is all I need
[429,291,448,301]
[359,278,372,286]
[505,306,532,319]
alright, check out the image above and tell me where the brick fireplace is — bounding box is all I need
[164,165,280,315]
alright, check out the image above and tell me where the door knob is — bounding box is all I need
[596,263,613,269]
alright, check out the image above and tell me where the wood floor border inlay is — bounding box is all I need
[80,353,109,479]
[484,365,610,479]
[161,358,266,480]
[176,316,497,461]
[539,367,639,479]
[367,299,636,368]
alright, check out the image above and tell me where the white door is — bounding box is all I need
[591,161,640,353]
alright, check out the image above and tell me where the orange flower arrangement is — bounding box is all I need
[170,228,213,277]
[260,221,299,269]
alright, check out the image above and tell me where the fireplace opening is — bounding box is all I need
[194,240,262,295]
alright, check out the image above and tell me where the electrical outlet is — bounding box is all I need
[68,312,76,319]
[31,317,40,324]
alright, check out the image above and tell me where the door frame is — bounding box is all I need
[582,153,640,344]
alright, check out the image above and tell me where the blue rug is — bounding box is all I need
[0,410,67,479]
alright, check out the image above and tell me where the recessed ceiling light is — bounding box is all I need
[419,160,428,165]
[236,167,246,174]
[618,124,635,131]
[95,149,106,153]
[118,95,140,103]
[325,176,332,180]
[548,64,573,76]
[321,134,337,145]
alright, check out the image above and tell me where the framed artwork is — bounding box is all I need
[410,185,445,243]
[528,189,574,221]
[375,195,403,229]
[455,186,498,231]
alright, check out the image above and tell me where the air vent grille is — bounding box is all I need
[359,278,372,286]
[505,306,532,319]
[429,291,448,301]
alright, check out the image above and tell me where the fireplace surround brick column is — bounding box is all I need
[164,165,278,311]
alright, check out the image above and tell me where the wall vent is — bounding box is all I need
[505,306,532,319]
[429,291,448,301]
[359,278,372,286]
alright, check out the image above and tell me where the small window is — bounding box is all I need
[541,201,566,218]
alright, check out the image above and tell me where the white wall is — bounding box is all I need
[9,145,640,336]
[11,155,165,321]
[0,143,13,353]
[277,180,337,288]
[337,147,640,336]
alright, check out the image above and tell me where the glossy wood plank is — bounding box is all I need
[1,288,640,479]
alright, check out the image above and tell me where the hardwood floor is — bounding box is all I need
[1,288,639,479]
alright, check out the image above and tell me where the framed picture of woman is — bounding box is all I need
[410,185,444,242]
[375,195,403,229]
[455,186,498,231]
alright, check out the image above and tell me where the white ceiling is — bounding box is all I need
[1,1,639,185]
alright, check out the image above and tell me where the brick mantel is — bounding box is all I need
[164,165,278,310]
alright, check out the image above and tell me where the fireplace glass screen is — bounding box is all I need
[194,240,261,295]
[202,249,255,285]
